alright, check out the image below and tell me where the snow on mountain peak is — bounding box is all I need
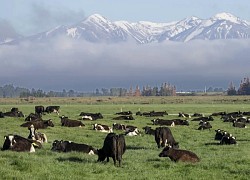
[85,14,109,23]
[213,12,240,23]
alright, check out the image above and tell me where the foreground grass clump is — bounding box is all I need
[0,96,249,180]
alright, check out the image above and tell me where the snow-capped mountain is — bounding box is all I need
[2,12,250,44]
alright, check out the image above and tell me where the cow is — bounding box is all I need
[152,119,175,126]
[79,112,103,120]
[233,121,247,128]
[113,115,134,120]
[142,126,155,135]
[45,106,60,115]
[236,117,249,123]
[159,146,200,163]
[211,111,226,116]
[220,134,237,145]
[97,133,126,167]
[35,106,45,116]
[113,123,126,131]
[93,124,113,133]
[60,116,85,127]
[25,113,42,121]
[28,125,47,143]
[149,111,168,117]
[198,121,212,130]
[115,111,133,115]
[124,125,140,136]
[193,113,203,117]
[51,140,97,155]
[80,115,93,120]
[192,116,214,121]
[214,129,228,140]
[154,127,179,149]
[3,108,24,117]
[0,112,4,118]
[178,112,191,118]
[1,134,41,152]
[20,119,54,129]
[174,119,189,126]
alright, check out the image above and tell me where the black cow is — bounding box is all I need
[192,116,214,121]
[154,127,179,148]
[113,123,126,130]
[159,146,200,163]
[142,126,155,135]
[20,119,54,129]
[97,133,126,166]
[220,134,237,145]
[60,116,85,127]
[211,111,226,116]
[233,121,246,128]
[51,140,97,155]
[3,108,24,117]
[113,115,134,120]
[25,113,42,121]
[198,121,212,130]
[1,134,41,152]
[0,112,4,118]
[214,129,228,140]
[115,111,133,115]
[174,119,189,126]
[79,112,103,120]
[35,106,45,116]
[45,106,60,115]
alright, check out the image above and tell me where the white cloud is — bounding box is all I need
[0,37,249,91]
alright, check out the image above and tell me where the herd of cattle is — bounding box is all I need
[1,106,249,166]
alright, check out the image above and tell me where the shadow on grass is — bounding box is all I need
[56,157,93,163]
[204,142,221,146]
[126,145,151,150]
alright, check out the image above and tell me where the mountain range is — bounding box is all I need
[1,12,250,44]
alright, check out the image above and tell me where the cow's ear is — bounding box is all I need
[4,136,6,139]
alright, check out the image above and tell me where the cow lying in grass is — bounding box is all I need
[159,146,200,163]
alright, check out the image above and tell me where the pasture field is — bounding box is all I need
[0,96,250,180]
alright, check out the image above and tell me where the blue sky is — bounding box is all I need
[1,0,250,35]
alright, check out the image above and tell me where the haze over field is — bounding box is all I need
[0,1,249,91]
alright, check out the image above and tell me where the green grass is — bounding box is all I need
[0,96,250,179]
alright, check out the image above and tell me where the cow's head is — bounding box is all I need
[2,135,16,150]
[159,146,171,157]
[97,148,106,162]
[47,119,54,127]
[51,140,63,151]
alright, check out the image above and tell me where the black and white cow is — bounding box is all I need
[25,113,42,121]
[45,106,60,115]
[142,126,155,135]
[51,140,97,155]
[28,125,47,143]
[233,121,247,128]
[97,133,126,166]
[93,124,113,133]
[115,111,133,115]
[214,129,228,140]
[113,115,135,120]
[154,127,179,149]
[3,107,24,117]
[1,134,41,152]
[220,134,237,145]
[112,123,126,131]
[79,112,103,120]
[198,121,212,130]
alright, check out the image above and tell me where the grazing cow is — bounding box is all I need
[25,113,42,121]
[113,123,126,131]
[45,106,60,115]
[93,124,113,133]
[79,112,103,120]
[142,126,155,135]
[28,125,47,143]
[113,115,134,120]
[97,133,126,166]
[198,121,212,130]
[233,121,247,128]
[214,129,228,140]
[35,106,45,116]
[152,119,175,126]
[154,127,179,148]
[51,140,97,155]
[1,134,41,152]
[220,134,237,145]
[60,116,85,127]
[115,111,133,115]
[20,119,54,129]
[159,146,200,163]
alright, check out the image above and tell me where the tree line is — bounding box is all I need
[0,82,177,98]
